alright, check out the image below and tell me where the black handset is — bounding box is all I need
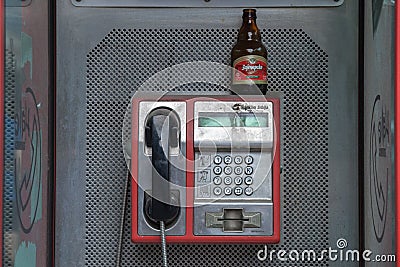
[144,108,180,226]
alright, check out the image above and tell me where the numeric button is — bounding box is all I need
[224,166,233,175]
[214,155,222,165]
[224,176,232,185]
[234,156,243,164]
[224,155,232,165]
[244,166,253,175]
[213,166,222,175]
[244,187,253,196]
[244,176,253,185]
[224,187,232,195]
[213,176,222,185]
[234,187,243,196]
[234,177,243,185]
[234,166,243,175]
[244,155,253,165]
[214,187,222,196]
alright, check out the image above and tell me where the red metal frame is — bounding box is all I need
[395,0,399,264]
[131,95,280,243]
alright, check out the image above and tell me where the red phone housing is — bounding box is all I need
[131,95,280,243]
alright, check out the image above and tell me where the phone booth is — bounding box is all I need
[1,0,399,267]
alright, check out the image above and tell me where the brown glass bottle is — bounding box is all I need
[231,9,267,95]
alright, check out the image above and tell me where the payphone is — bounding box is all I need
[131,95,280,243]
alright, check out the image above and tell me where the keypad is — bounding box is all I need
[196,153,257,198]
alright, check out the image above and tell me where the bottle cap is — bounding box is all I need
[242,9,257,19]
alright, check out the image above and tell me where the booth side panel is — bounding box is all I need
[3,0,53,266]
[364,0,396,266]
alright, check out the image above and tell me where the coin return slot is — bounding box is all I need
[205,208,261,232]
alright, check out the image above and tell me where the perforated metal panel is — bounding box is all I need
[3,49,16,267]
[85,28,328,266]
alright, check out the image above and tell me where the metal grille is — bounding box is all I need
[3,49,16,267]
[86,28,329,266]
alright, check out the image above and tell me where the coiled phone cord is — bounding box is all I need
[117,172,169,267]
[160,221,168,267]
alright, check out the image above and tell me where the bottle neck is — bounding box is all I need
[238,17,261,42]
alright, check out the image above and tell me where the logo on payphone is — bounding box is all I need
[369,94,390,243]
[232,103,270,111]
[14,87,42,233]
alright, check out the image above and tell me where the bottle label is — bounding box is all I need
[232,55,267,85]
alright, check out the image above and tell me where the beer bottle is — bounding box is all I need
[231,9,267,95]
